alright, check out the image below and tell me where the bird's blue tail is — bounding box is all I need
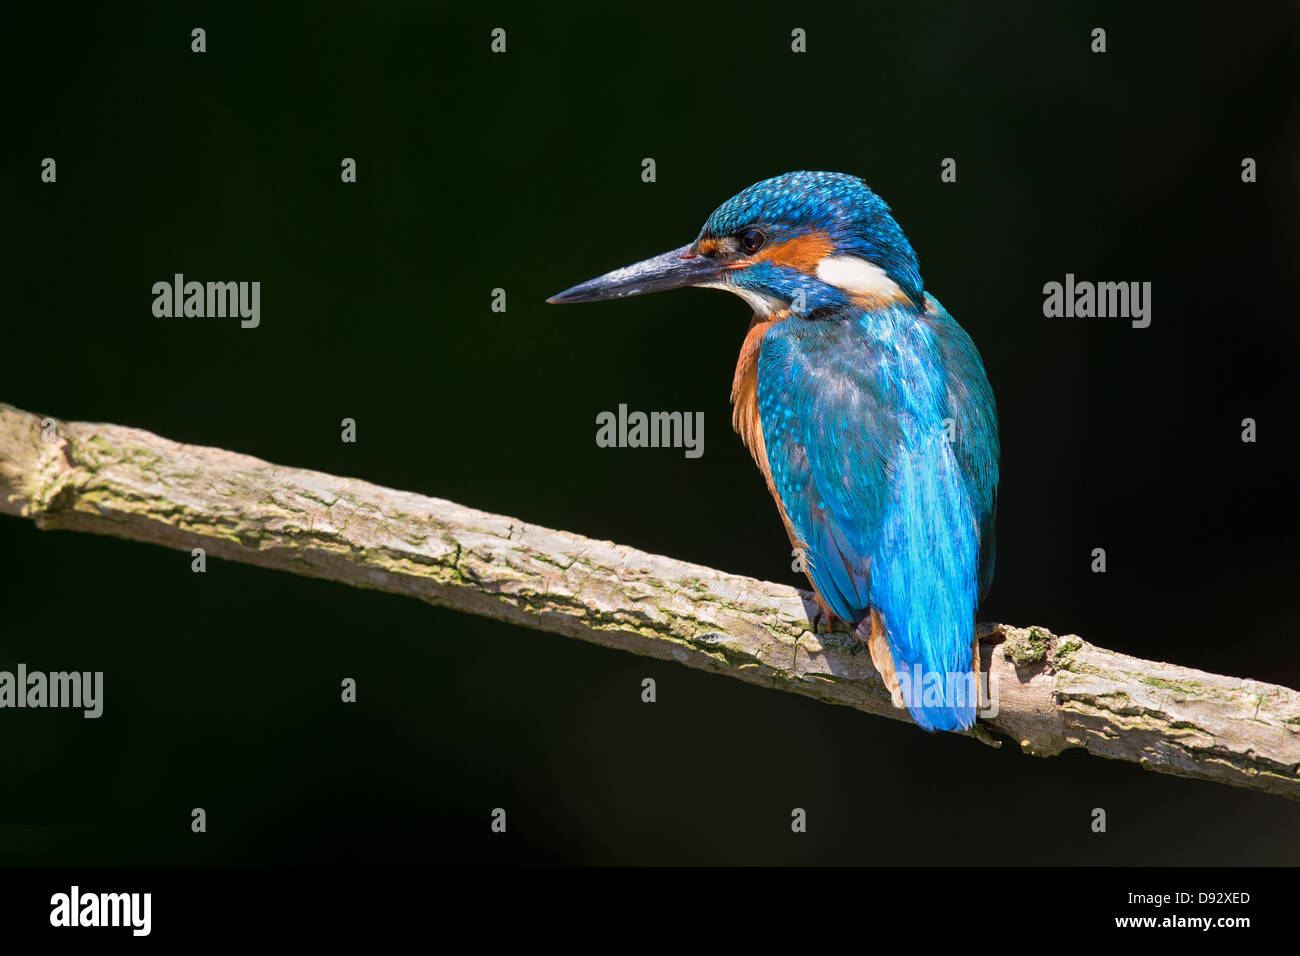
[870,438,981,732]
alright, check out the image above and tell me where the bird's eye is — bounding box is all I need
[739,229,766,254]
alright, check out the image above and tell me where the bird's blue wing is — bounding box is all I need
[758,304,998,731]
[927,296,1000,601]
[756,323,894,625]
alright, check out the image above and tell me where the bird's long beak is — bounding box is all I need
[546,243,723,304]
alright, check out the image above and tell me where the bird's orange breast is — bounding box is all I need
[730,314,776,472]
[731,309,806,553]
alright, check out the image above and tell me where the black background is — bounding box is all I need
[2,1,1298,865]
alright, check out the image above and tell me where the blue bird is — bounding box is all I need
[549,172,1000,731]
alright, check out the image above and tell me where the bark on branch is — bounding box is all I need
[2,402,1297,799]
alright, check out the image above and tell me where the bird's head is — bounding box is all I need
[547,171,924,316]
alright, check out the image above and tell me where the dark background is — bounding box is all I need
[2,1,1298,865]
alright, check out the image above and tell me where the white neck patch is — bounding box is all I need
[699,281,786,317]
[815,255,904,299]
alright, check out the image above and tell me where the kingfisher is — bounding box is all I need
[548,171,999,732]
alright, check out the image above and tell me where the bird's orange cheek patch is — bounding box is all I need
[755,231,834,272]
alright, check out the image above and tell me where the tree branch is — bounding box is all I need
[2,402,1297,799]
